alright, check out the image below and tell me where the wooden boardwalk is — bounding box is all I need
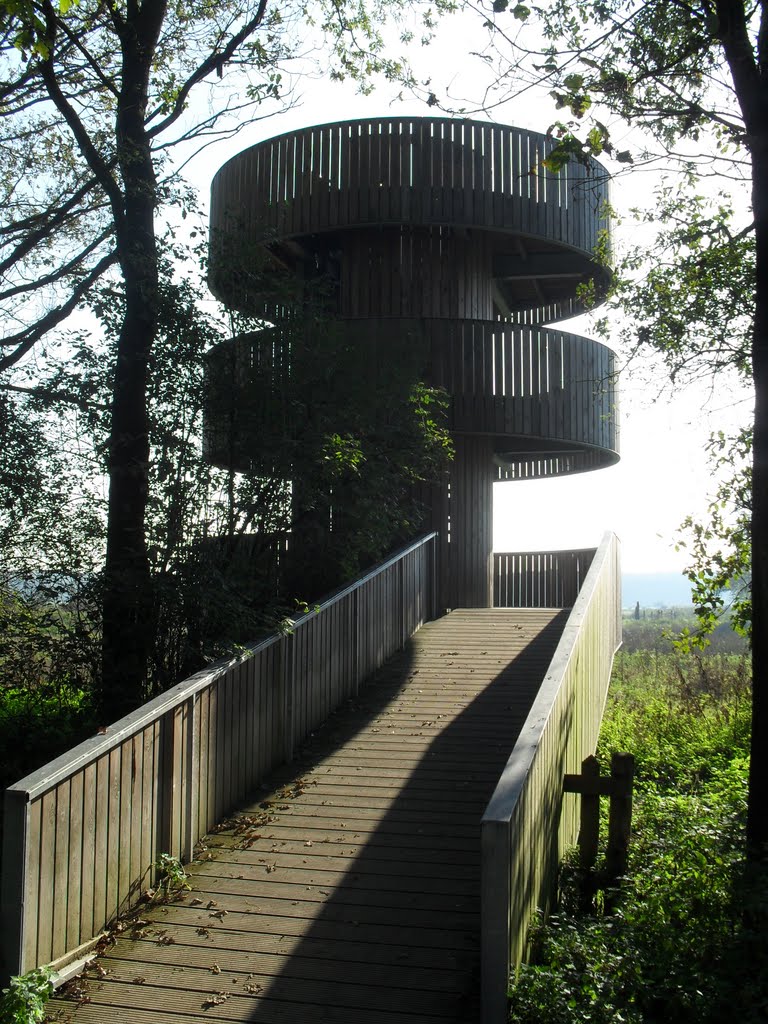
[46,608,568,1024]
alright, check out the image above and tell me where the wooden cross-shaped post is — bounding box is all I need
[564,752,635,892]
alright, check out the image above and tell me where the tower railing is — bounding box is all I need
[493,547,597,608]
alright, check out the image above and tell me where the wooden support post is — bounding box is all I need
[1,789,30,981]
[605,752,634,884]
[576,755,601,871]
[563,751,635,901]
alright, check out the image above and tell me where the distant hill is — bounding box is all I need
[622,572,694,610]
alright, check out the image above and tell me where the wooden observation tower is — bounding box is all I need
[205,117,619,609]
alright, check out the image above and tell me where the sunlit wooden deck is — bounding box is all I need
[45,607,568,1024]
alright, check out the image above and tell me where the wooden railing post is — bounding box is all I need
[606,752,635,883]
[575,755,601,871]
[1,790,30,981]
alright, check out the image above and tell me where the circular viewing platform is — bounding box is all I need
[209,117,611,323]
[203,322,619,480]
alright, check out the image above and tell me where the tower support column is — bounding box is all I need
[444,435,494,610]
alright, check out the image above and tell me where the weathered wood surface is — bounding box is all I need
[45,608,568,1024]
[481,532,621,1024]
[1,535,437,982]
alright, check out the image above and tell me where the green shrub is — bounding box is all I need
[0,968,53,1024]
[508,651,767,1024]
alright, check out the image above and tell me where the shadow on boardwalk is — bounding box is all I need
[47,609,568,1024]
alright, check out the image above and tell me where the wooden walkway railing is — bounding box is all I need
[480,531,621,1024]
[493,547,596,608]
[0,534,437,983]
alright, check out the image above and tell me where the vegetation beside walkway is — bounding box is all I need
[508,614,767,1023]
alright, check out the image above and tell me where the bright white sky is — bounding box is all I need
[181,6,752,575]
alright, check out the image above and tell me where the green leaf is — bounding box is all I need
[563,73,584,91]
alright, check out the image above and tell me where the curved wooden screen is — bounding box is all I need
[204,323,618,479]
[209,117,611,323]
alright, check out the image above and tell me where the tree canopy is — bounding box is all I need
[459,0,767,854]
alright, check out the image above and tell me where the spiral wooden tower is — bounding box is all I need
[205,117,619,609]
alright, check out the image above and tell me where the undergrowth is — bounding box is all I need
[508,646,768,1024]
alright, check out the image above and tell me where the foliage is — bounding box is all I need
[507,645,765,1024]
[598,188,753,644]
[0,250,452,733]
[152,853,191,901]
[676,428,752,643]
[0,0,457,719]
[452,0,768,849]
[206,313,453,601]
[0,588,98,797]
[604,649,751,791]
[0,968,53,1024]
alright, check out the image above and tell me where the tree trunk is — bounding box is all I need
[748,142,768,857]
[100,13,164,722]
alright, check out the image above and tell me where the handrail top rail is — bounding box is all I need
[493,546,597,559]
[6,532,438,802]
[482,530,619,826]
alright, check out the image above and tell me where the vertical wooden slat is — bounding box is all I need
[36,790,56,966]
[79,762,96,944]
[66,772,84,952]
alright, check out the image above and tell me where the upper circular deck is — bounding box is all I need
[210,117,611,322]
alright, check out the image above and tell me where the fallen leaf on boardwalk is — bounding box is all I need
[189,898,204,906]
[244,982,263,994]
[210,909,228,919]
[133,977,146,984]
[206,900,218,909]
[304,840,312,847]
[210,964,221,974]
[196,927,211,937]
[201,992,230,1009]
[265,863,276,873]
[158,935,176,945]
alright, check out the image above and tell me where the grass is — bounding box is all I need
[507,617,766,1024]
